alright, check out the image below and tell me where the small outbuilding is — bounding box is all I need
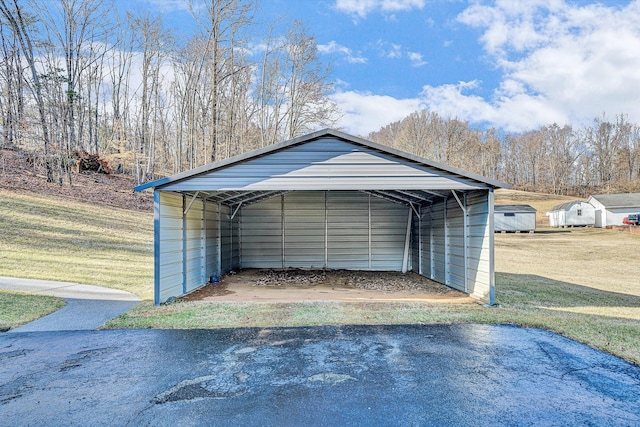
[135,129,506,305]
[547,201,595,228]
[494,204,536,233]
[587,193,640,227]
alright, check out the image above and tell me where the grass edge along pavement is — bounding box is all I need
[2,187,639,366]
[0,290,65,331]
[104,271,640,366]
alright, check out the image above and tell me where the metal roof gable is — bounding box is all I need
[135,128,508,192]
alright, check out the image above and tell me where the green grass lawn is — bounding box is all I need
[0,290,65,330]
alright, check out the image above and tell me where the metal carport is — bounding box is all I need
[135,129,506,305]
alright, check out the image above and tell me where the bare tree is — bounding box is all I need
[0,0,54,181]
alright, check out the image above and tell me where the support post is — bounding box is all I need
[217,203,222,277]
[488,189,495,305]
[402,206,412,273]
[182,194,187,294]
[452,190,469,292]
[418,205,423,275]
[368,193,372,270]
[153,190,161,306]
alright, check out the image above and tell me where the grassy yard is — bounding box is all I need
[0,290,65,330]
[0,188,154,300]
[2,187,639,365]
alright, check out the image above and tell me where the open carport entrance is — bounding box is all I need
[136,129,504,305]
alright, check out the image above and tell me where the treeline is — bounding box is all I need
[368,111,640,196]
[0,0,338,185]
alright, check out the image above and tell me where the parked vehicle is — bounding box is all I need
[622,214,640,225]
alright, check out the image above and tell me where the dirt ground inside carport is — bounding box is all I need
[179,269,475,303]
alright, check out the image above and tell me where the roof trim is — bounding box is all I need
[135,128,509,192]
[494,204,537,213]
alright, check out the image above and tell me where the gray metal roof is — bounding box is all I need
[549,201,588,212]
[135,129,507,208]
[588,193,640,209]
[494,204,537,213]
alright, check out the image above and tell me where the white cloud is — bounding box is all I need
[335,0,426,18]
[376,40,425,65]
[318,41,368,64]
[407,51,427,67]
[330,90,423,136]
[440,0,640,131]
[143,0,190,12]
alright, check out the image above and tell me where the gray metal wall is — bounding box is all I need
[416,190,493,303]
[157,192,183,303]
[494,212,536,231]
[156,191,241,304]
[466,190,493,302]
[155,188,494,304]
[240,191,407,271]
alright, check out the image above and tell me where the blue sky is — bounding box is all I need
[143,0,640,136]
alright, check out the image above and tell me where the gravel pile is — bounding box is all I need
[253,268,450,293]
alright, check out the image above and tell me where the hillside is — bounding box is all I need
[0,148,152,211]
[0,148,154,299]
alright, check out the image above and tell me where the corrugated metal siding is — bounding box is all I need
[161,138,486,192]
[494,212,536,231]
[430,200,446,283]
[467,190,492,302]
[204,201,219,277]
[327,192,369,269]
[284,192,325,268]
[184,197,205,293]
[240,190,408,271]
[419,206,432,278]
[158,192,184,303]
[220,204,240,272]
[370,197,407,270]
[446,197,466,292]
[411,210,420,274]
[155,188,494,304]
[241,196,283,268]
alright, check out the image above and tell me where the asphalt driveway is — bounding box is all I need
[1,324,639,426]
[0,277,140,332]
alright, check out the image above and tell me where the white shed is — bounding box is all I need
[494,204,536,232]
[135,129,506,305]
[587,193,640,227]
[547,201,595,228]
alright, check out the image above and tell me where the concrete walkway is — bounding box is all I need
[0,277,141,332]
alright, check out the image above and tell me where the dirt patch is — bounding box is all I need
[0,148,152,211]
[179,269,471,303]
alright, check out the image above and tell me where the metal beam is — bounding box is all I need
[183,191,200,215]
[396,190,434,203]
[363,191,409,207]
[402,207,412,273]
[377,190,416,205]
[452,190,469,293]
[230,202,243,220]
[423,190,448,199]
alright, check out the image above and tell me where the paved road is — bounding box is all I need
[0,277,140,332]
[1,324,638,426]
